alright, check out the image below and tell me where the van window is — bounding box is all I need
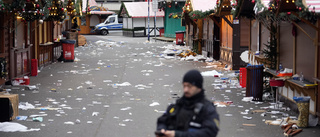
[108,17,115,23]
[118,17,123,23]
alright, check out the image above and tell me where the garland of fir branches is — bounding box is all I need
[256,0,319,23]
[169,12,183,19]
[189,9,215,19]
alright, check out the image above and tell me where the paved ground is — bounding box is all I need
[1,31,319,137]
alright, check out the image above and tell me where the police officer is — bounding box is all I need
[156,69,219,137]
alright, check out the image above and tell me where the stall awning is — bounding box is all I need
[82,0,115,14]
[191,0,216,11]
[305,0,320,13]
[121,2,164,18]
[261,0,271,7]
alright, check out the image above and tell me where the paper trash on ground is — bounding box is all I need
[19,102,35,110]
[149,102,160,107]
[115,82,131,86]
[201,70,223,77]
[0,122,40,132]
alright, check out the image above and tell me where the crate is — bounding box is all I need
[0,94,19,120]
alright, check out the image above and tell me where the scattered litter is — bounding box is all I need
[64,121,75,125]
[265,119,287,125]
[19,102,35,110]
[29,114,47,118]
[135,84,151,89]
[123,119,133,122]
[85,81,93,85]
[242,97,253,102]
[16,116,28,121]
[242,124,256,127]
[214,102,227,107]
[87,121,93,124]
[201,70,223,77]
[149,102,160,107]
[241,110,250,115]
[35,107,61,111]
[92,112,99,116]
[114,82,131,86]
[33,117,43,122]
[92,101,102,105]
[76,86,83,89]
[243,116,252,120]
[154,109,166,113]
[255,102,263,105]
[120,107,132,111]
[75,119,81,124]
[103,80,112,83]
[0,122,40,132]
[67,131,72,134]
[224,114,233,117]
[119,123,126,126]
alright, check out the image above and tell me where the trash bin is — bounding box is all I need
[239,67,247,88]
[293,96,310,127]
[246,64,264,101]
[61,40,76,62]
[159,27,164,37]
[175,31,185,45]
[31,59,38,76]
[66,31,78,47]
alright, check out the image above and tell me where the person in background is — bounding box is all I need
[156,69,220,137]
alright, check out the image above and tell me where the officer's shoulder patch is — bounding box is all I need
[169,107,175,114]
[213,118,220,128]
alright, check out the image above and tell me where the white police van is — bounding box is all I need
[93,14,123,35]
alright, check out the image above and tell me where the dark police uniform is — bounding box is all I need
[157,90,219,137]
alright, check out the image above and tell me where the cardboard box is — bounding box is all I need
[0,94,19,120]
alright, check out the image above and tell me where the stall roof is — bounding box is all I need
[121,2,164,18]
[82,0,115,14]
[305,0,320,13]
[191,0,216,11]
[260,0,320,13]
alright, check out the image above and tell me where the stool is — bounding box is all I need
[269,79,285,109]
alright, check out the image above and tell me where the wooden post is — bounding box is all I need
[198,19,203,55]
[316,20,320,117]
[35,21,38,60]
[276,24,280,70]
[185,15,190,46]
[293,30,296,74]
[315,20,318,82]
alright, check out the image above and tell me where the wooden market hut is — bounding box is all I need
[80,0,115,34]
[158,0,186,38]
[119,2,164,37]
[242,0,320,117]
[183,0,216,55]
[0,12,14,85]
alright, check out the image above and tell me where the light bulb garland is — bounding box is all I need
[66,0,76,15]
[46,0,65,22]
[17,0,45,22]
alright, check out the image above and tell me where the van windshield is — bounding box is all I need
[106,17,115,24]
